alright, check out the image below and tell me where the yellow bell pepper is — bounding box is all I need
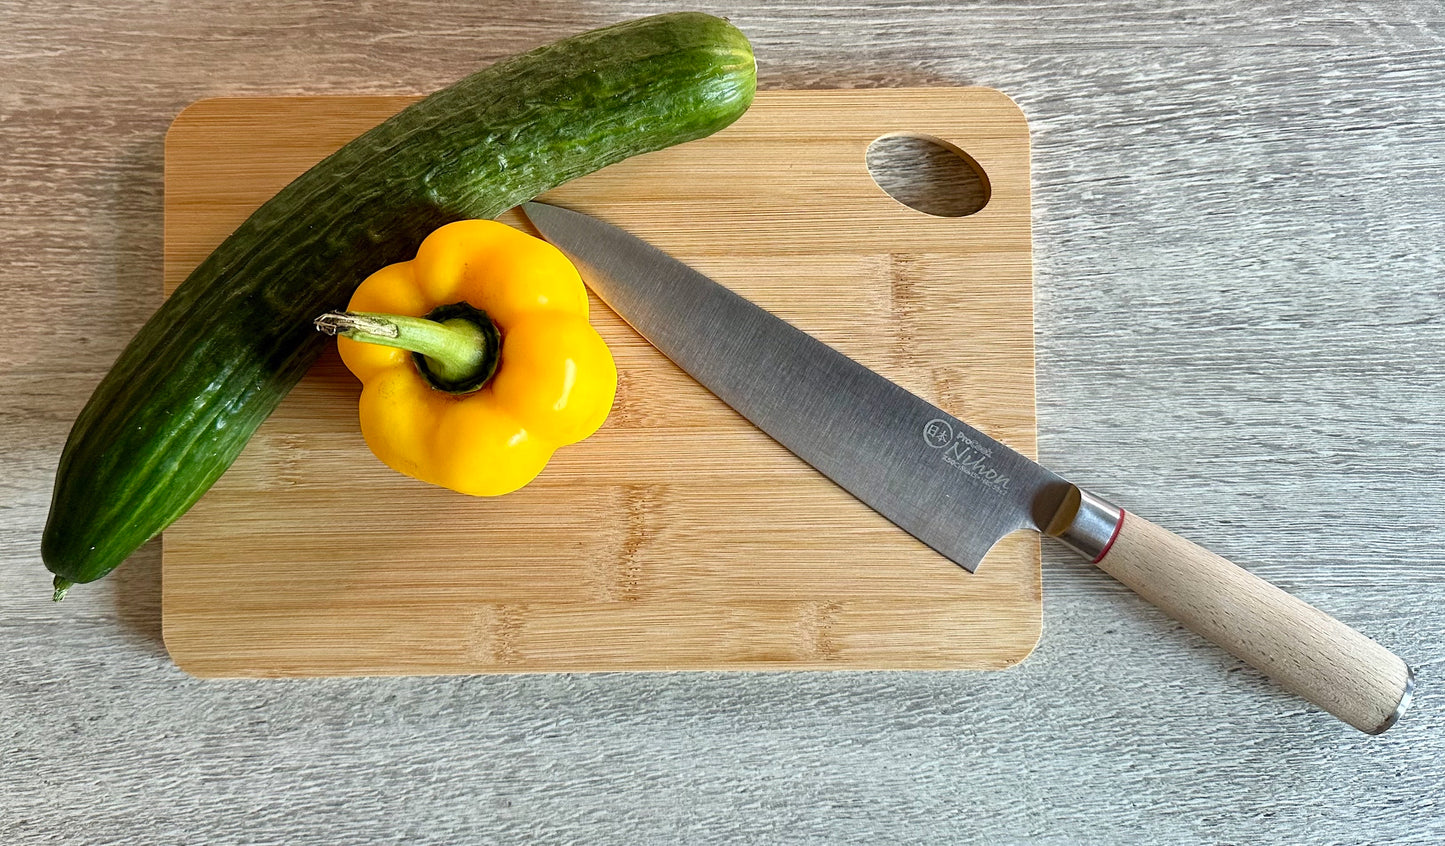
[317,219,616,496]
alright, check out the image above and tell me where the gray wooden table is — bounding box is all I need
[4,2,1442,843]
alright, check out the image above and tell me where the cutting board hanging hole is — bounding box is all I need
[866,134,990,217]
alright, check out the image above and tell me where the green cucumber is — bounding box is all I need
[42,12,756,597]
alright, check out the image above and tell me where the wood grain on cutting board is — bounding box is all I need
[160,89,1041,677]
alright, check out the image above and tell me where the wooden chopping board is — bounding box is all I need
[161,88,1041,678]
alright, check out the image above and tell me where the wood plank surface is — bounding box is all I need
[4,3,1442,845]
[159,89,1043,677]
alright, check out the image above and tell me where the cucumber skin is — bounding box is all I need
[43,12,756,587]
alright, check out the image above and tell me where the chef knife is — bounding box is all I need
[520,201,1413,734]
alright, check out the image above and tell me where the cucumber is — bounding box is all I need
[42,12,756,596]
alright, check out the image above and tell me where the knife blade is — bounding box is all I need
[520,201,1413,734]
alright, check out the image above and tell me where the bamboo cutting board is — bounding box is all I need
[161,89,1041,677]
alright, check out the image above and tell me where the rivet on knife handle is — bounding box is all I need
[1050,487,1415,734]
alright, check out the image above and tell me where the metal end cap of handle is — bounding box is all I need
[1368,665,1415,735]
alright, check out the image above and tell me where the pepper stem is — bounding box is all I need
[316,304,501,393]
[52,576,73,602]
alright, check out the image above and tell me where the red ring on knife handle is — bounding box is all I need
[1091,509,1125,564]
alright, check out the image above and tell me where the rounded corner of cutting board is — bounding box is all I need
[160,619,226,680]
[992,605,1044,671]
[160,89,1043,678]
[165,98,236,150]
[968,85,1030,125]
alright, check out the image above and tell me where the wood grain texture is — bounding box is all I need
[3,2,1444,844]
[159,89,1041,677]
[1095,511,1411,733]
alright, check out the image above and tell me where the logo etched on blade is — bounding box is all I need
[923,418,1012,493]
[923,418,954,448]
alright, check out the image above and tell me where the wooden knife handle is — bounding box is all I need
[1057,493,1413,734]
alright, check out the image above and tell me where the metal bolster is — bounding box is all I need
[1055,487,1124,562]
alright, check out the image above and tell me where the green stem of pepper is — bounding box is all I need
[315,303,502,394]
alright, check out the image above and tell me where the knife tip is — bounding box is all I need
[518,200,559,229]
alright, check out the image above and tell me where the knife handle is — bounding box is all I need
[1054,489,1413,734]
